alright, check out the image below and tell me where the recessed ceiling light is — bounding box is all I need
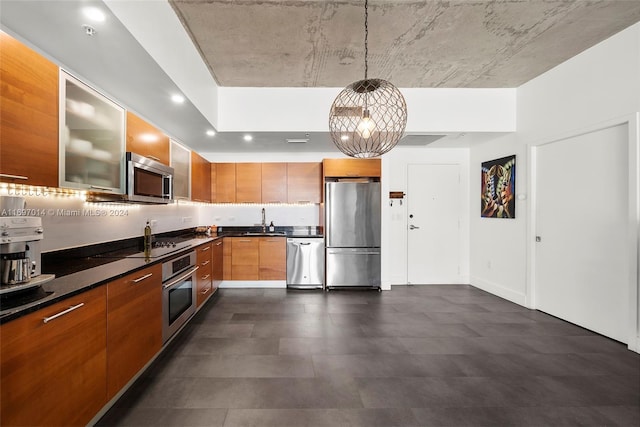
[83,7,106,22]
[243,134,253,142]
[206,130,216,137]
[171,94,185,104]
[340,135,349,141]
[139,133,159,143]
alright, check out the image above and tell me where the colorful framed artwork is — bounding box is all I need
[481,155,516,218]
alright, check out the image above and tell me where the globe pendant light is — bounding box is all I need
[329,0,408,158]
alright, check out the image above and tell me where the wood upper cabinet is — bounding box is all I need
[171,140,191,200]
[287,162,322,203]
[262,163,287,203]
[323,158,381,178]
[230,238,260,280]
[236,163,262,203]
[196,243,213,306]
[126,112,170,165]
[212,238,224,290]
[215,163,236,203]
[210,163,217,202]
[1,286,107,427]
[0,31,59,187]
[259,237,286,280]
[106,264,162,399]
[191,151,211,203]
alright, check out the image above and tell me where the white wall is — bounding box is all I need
[470,22,640,349]
[12,194,200,252]
[382,146,470,287]
[469,134,528,305]
[218,87,515,133]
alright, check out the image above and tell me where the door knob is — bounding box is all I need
[409,224,420,230]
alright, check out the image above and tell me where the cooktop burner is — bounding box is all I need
[125,242,191,258]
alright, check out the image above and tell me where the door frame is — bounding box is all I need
[527,113,640,352]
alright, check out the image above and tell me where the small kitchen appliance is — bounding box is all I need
[0,216,53,292]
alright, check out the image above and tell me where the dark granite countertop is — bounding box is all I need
[216,225,323,238]
[0,236,218,324]
[0,226,323,324]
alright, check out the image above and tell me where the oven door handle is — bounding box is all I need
[163,265,199,290]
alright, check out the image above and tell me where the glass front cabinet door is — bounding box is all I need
[59,70,125,192]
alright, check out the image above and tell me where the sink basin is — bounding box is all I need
[243,232,286,236]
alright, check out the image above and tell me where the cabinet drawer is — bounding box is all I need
[1,286,107,427]
[107,264,162,399]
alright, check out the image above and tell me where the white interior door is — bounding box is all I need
[535,124,628,342]
[407,164,461,284]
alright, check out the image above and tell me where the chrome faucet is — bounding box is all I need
[261,207,266,233]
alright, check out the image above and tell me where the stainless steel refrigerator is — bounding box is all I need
[325,180,381,289]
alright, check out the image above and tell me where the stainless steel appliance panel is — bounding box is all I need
[325,182,381,248]
[162,250,198,343]
[286,238,324,289]
[326,247,380,288]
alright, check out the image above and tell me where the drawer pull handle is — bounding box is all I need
[201,260,210,266]
[147,155,160,161]
[0,173,28,180]
[43,303,84,324]
[201,246,211,252]
[201,274,211,280]
[163,266,199,289]
[131,272,153,283]
[89,185,114,191]
[216,241,223,246]
[201,287,210,295]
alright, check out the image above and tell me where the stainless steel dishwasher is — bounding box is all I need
[286,237,324,289]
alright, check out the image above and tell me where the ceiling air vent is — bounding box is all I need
[286,138,309,144]
[399,134,447,146]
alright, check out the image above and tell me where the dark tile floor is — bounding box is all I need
[97,285,640,426]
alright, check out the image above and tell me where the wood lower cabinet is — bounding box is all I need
[231,238,260,280]
[236,163,262,203]
[259,237,286,280]
[0,31,59,187]
[191,151,211,203]
[322,158,381,178]
[212,238,224,290]
[223,237,232,280]
[196,243,213,306]
[126,111,170,165]
[106,264,162,399]
[287,162,322,203]
[0,286,107,426]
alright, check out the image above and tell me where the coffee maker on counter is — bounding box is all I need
[0,216,50,291]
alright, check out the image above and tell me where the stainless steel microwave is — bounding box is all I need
[86,152,174,204]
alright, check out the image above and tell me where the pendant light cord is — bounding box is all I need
[364,0,369,81]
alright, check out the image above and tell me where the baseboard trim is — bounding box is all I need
[470,276,527,306]
[219,280,286,289]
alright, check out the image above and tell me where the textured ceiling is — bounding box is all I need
[171,0,640,88]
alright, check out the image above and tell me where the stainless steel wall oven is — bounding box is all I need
[162,250,198,342]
